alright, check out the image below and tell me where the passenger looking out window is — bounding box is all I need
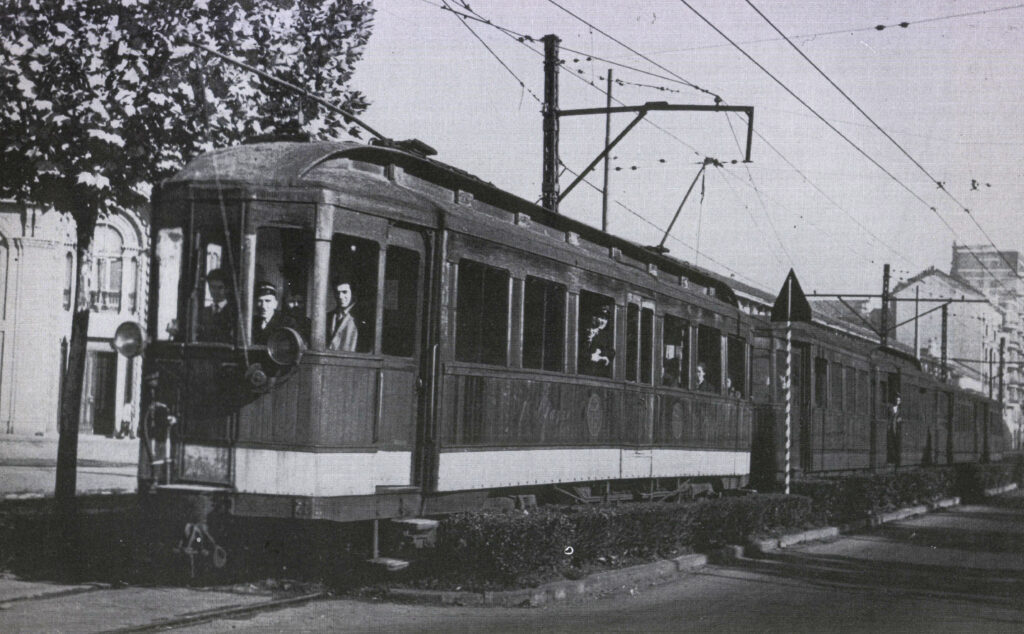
[726,335,746,398]
[662,315,689,388]
[578,292,615,378]
[327,280,364,352]
[328,234,378,353]
[197,268,235,343]
[695,362,716,392]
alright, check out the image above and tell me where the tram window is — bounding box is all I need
[814,357,828,407]
[381,247,420,357]
[155,227,183,341]
[696,325,721,393]
[578,290,615,378]
[193,226,238,344]
[523,276,566,372]
[327,234,379,353]
[750,335,771,402]
[726,335,746,397]
[857,370,869,414]
[626,304,639,382]
[831,363,843,410]
[456,259,509,365]
[252,227,313,343]
[640,306,653,384]
[662,315,689,388]
[845,367,856,412]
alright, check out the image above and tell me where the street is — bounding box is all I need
[2,493,1022,633]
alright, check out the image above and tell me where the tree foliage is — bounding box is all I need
[1,0,376,221]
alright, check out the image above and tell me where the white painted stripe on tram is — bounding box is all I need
[233,448,412,497]
[436,448,750,491]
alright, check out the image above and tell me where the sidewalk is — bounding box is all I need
[0,433,138,498]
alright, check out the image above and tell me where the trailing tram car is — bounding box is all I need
[747,309,1007,488]
[116,140,760,561]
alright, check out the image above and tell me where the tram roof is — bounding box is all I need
[166,140,739,305]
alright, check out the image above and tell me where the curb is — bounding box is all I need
[983,482,1018,497]
[386,553,708,607]
[745,496,960,555]
[385,495,965,607]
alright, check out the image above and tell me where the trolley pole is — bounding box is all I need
[601,69,612,232]
[541,34,561,213]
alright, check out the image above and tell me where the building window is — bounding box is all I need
[455,259,509,365]
[128,256,138,313]
[662,315,689,388]
[90,225,123,313]
[523,276,566,372]
[63,252,74,311]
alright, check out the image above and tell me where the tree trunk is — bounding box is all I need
[54,212,96,503]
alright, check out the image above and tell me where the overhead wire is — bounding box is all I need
[657,2,1024,53]
[676,0,1011,292]
[742,0,1023,281]
[523,0,924,274]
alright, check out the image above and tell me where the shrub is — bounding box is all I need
[422,494,819,589]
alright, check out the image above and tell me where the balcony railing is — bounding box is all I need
[90,290,121,313]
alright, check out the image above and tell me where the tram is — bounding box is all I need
[113,140,756,558]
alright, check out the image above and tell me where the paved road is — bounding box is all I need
[182,495,1024,634]
[1,493,1022,633]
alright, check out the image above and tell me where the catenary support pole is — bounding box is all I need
[542,34,561,213]
[880,264,890,347]
[913,286,920,358]
[941,304,949,380]
[999,337,1005,404]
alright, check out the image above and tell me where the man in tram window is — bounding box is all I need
[198,268,235,343]
[326,279,360,352]
[695,362,716,393]
[887,392,903,469]
[252,282,286,345]
[579,304,615,377]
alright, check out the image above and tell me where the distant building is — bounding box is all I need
[891,267,1003,395]
[951,245,1024,449]
[0,202,148,438]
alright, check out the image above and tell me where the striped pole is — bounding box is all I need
[785,320,792,495]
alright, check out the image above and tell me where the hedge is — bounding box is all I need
[416,458,1024,590]
[418,494,819,589]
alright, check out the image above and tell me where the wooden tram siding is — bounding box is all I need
[152,141,755,513]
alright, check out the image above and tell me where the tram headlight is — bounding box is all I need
[266,327,306,367]
[111,321,146,358]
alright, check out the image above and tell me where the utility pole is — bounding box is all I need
[999,336,1006,403]
[913,286,920,358]
[941,304,949,380]
[602,69,612,232]
[880,263,891,347]
[541,34,561,213]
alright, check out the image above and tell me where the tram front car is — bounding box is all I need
[115,143,431,562]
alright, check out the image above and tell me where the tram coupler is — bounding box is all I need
[174,521,228,578]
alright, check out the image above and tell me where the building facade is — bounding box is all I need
[951,245,1024,449]
[0,202,148,438]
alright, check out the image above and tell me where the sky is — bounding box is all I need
[351,0,1024,297]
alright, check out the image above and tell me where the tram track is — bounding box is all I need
[101,590,330,633]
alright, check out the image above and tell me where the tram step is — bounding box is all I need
[391,517,439,548]
[367,556,410,572]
